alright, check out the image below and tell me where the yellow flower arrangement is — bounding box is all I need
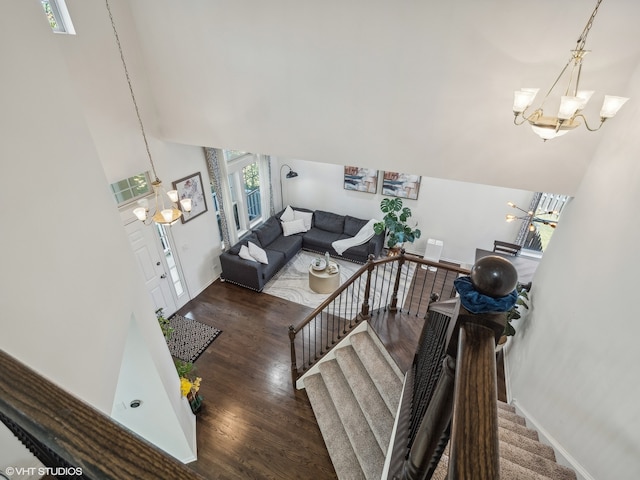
[180,377,193,397]
[180,376,202,397]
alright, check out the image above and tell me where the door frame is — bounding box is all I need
[120,202,189,316]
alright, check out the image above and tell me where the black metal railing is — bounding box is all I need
[288,252,469,387]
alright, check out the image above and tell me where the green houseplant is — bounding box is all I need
[373,198,422,249]
[497,283,529,349]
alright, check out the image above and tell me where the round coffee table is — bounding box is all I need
[308,261,340,294]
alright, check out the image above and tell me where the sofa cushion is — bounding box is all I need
[248,241,269,264]
[261,249,286,279]
[229,233,261,255]
[280,205,295,222]
[268,234,304,262]
[303,227,342,251]
[282,218,307,236]
[239,245,258,262]
[313,210,345,234]
[254,216,282,246]
[294,210,313,230]
[344,215,369,236]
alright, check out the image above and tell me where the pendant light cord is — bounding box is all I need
[105,0,159,183]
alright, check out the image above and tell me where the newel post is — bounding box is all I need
[288,325,298,389]
[447,255,518,480]
[399,255,518,480]
[389,249,406,312]
[359,254,376,320]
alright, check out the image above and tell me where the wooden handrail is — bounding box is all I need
[0,350,203,480]
[448,321,501,479]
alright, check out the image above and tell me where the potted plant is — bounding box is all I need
[156,308,174,340]
[497,283,530,350]
[156,310,203,414]
[373,198,422,253]
[175,360,203,414]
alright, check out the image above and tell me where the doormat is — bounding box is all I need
[167,314,222,363]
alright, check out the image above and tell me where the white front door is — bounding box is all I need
[125,221,178,316]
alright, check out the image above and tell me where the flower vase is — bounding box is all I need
[187,391,203,414]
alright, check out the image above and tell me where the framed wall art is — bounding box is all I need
[172,172,208,223]
[382,171,421,200]
[343,166,378,193]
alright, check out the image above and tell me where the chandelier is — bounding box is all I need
[512,0,629,141]
[505,202,558,231]
[105,0,191,225]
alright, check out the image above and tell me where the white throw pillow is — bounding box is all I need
[280,205,295,222]
[281,218,307,236]
[294,210,313,230]
[239,245,257,262]
[248,241,269,264]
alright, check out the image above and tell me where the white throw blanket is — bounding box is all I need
[332,219,377,255]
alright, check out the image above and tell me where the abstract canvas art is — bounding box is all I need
[173,172,208,223]
[382,171,421,200]
[344,166,378,193]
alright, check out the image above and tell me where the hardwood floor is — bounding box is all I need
[180,275,507,479]
[179,280,337,480]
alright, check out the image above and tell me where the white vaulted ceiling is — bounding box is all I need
[127,0,640,195]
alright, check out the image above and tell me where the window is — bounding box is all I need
[518,192,569,253]
[224,151,267,238]
[110,172,152,206]
[40,0,75,34]
[155,224,185,297]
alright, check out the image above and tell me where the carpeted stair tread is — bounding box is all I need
[350,332,402,414]
[433,451,559,480]
[498,400,517,413]
[334,346,394,452]
[497,408,527,426]
[498,427,556,461]
[500,457,558,480]
[500,442,577,480]
[304,373,366,480]
[498,415,539,441]
[319,360,385,480]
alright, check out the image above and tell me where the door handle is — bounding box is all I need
[156,261,161,266]
[160,274,167,279]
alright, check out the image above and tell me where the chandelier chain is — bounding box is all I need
[575,0,603,52]
[105,0,159,182]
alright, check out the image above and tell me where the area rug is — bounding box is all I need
[167,314,222,363]
[263,251,416,312]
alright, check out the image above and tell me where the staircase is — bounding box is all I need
[303,329,577,480]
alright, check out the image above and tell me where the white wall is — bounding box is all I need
[280,159,534,265]
[59,1,221,299]
[155,143,222,299]
[0,1,195,463]
[506,65,640,479]
[127,0,640,196]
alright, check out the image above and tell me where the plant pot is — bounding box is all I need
[387,245,404,257]
[187,392,203,414]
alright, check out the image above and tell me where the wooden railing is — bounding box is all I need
[0,350,203,480]
[288,251,469,388]
[388,264,513,480]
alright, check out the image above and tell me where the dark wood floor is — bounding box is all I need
[177,279,336,479]
[180,275,506,479]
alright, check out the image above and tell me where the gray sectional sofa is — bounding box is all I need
[219,207,384,291]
